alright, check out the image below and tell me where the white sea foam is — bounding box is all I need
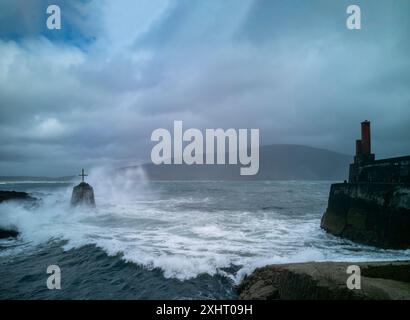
[1,170,410,282]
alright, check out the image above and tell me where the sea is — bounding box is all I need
[1,168,409,300]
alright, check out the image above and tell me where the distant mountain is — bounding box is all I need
[1,145,352,182]
[136,144,352,181]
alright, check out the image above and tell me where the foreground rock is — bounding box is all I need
[237,261,410,300]
[71,182,96,207]
[321,183,410,249]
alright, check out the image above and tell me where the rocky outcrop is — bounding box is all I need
[237,261,410,300]
[321,183,410,249]
[0,191,36,203]
[0,229,18,239]
[71,182,96,207]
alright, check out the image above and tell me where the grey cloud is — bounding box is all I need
[0,0,410,176]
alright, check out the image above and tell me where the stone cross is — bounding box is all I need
[79,169,88,183]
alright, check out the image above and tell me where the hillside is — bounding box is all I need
[139,144,352,180]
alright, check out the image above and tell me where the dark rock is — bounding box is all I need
[0,229,18,239]
[71,182,96,207]
[237,261,410,300]
[0,191,36,203]
[321,183,410,249]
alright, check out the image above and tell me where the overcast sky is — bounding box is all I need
[0,0,409,176]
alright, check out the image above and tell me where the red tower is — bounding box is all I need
[350,121,376,182]
[361,120,371,155]
[352,120,375,169]
[356,139,362,156]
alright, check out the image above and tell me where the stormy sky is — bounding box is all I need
[0,0,409,176]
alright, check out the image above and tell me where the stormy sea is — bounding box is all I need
[1,169,409,300]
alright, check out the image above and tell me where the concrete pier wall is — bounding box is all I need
[321,183,410,249]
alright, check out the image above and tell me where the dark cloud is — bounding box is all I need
[0,0,409,176]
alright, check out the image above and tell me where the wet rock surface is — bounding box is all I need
[321,183,410,249]
[237,261,410,300]
[0,229,18,239]
[0,191,36,203]
[71,182,96,207]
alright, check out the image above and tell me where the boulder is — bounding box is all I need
[70,182,96,207]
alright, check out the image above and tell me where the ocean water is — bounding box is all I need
[1,168,410,300]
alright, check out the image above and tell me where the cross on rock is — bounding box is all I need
[71,168,95,207]
[79,169,88,183]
